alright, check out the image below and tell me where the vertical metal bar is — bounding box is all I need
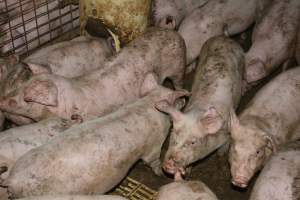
[32,0,41,47]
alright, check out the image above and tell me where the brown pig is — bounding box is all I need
[229,67,300,188]
[4,76,189,198]
[156,36,244,179]
[0,28,185,122]
[245,0,300,83]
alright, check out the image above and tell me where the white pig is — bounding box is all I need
[229,67,300,188]
[156,36,244,179]
[0,36,113,125]
[0,28,186,122]
[4,76,189,198]
[245,0,300,83]
[249,140,300,200]
[0,117,80,182]
[152,0,210,29]
[156,181,219,200]
[179,0,272,65]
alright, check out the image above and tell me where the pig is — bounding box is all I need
[156,36,244,179]
[0,28,186,122]
[156,181,219,200]
[179,0,272,65]
[245,0,300,83]
[15,195,127,200]
[0,36,113,125]
[3,76,189,198]
[229,67,300,188]
[152,0,210,29]
[1,0,79,54]
[0,117,80,182]
[249,140,300,200]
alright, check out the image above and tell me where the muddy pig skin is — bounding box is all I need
[0,117,79,183]
[156,181,218,200]
[0,36,112,125]
[179,0,272,65]
[152,0,210,29]
[245,0,300,83]
[24,36,113,78]
[4,79,189,198]
[0,28,185,122]
[16,195,127,200]
[229,67,300,188]
[249,140,300,200]
[156,36,244,179]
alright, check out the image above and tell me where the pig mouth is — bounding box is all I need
[163,159,186,180]
[231,176,249,188]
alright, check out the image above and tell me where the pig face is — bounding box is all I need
[156,103,224,178]
[229,112,276,188]
[152,0,179,29]
[0,73,59,121]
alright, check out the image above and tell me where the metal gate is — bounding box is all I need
[0,0,79,56]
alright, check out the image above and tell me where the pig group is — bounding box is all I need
[0,0,299,199]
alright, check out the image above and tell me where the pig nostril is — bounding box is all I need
[166,16,173,25]
[0,166,7,174]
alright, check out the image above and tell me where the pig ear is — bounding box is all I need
[229,109,242,139]
[264,134,277,153]
[155,100,184,122]
[24,80,58,106]
[200,107,223,134]
[140,73,159,97]
[25,63,52,75]
[171,89,191,110]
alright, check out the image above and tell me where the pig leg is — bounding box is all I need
[142,149,163,176]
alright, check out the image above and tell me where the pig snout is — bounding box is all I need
[231,175,250,188]
[163,153,185,175]
[245,59,267,83]
[0,97,18,111]
[158,16,176,30]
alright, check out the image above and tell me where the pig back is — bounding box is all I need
[6,99,170,197]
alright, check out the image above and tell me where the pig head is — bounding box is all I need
[156,103,227,179]
[229,112,277,188]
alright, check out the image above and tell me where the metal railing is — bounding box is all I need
[0,0,79,56]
